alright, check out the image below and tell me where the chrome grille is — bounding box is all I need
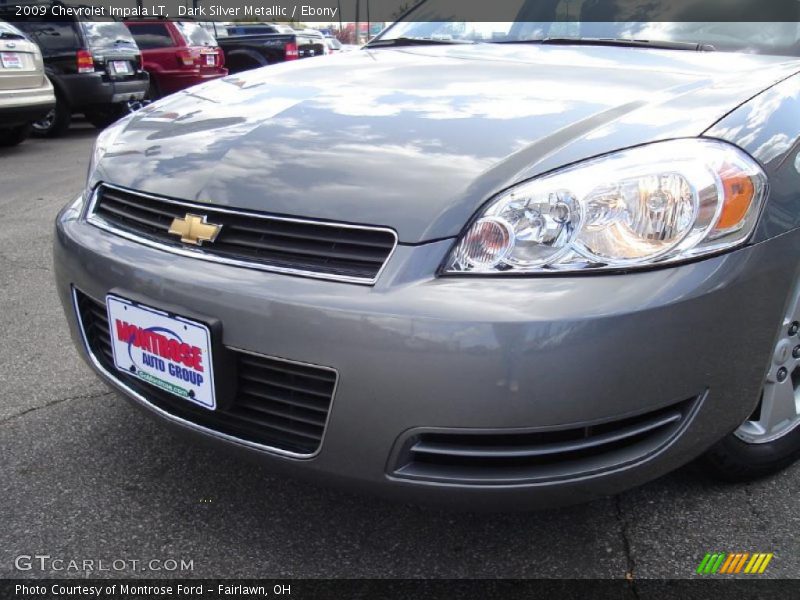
[88,184,398,284]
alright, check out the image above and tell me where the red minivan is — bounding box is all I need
[124,20,227,99]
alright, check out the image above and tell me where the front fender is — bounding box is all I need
[704,73,800,242]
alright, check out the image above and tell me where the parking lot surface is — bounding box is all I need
[1,126,798,580]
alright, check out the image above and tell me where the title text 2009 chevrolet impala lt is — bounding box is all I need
[54,4,800,508]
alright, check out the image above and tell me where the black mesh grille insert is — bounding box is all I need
[90,184,397,282]
[392,397,699,485]
[75,290,336,455]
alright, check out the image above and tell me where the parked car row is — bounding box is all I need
[214,27,329,74]
[200,21,346,73]
[1,6,349,146]
[0,7,152,141]
[16,17,148,136]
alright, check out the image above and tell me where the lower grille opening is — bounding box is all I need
[75,289,336,456]
[392,397,700,485]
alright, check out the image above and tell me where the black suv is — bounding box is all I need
[4,5,148,136]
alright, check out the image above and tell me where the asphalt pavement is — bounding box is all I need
[1,124,798,581]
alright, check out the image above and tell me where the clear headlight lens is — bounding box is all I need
[445,139,767,274]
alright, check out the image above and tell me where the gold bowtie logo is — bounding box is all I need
[168,214,222,246]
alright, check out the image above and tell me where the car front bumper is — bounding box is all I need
[53,195,799,509]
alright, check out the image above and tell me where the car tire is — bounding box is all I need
[226,54,267,74]
[700,285,800,481]
[700,426,800,482]
[31,96,71,137]
[0,124,32,147]
[145,77,161,102]
[84,105,126,130]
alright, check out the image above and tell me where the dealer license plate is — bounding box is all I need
[106,295,216,409]
[110,60,132,75]
[1,52,22,69]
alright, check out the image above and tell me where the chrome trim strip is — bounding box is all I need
[86,182,399,286]
[71,286,338,460]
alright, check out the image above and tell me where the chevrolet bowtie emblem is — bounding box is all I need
[168,214,222,246]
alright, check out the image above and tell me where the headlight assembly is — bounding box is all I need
[444,139,767,274]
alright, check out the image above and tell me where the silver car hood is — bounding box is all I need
[94,44,800,243]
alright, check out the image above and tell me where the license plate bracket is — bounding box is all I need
[105,293,234,410]
[1,52,22,69]
[109,60,132,75]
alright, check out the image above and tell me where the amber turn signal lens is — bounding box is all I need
[444,139,767,274]
[454,217,514,269]
[716,164,756,232]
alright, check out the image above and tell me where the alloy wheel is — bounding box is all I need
[735,291,800,444]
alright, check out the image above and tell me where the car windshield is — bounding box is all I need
[176,21,217,46]
[379,0,800,56]
[199,22,228,38]
[82,20,138,49]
